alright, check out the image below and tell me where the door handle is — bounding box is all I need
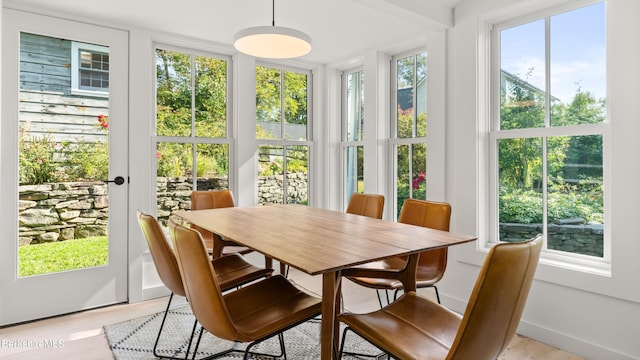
[104,176,126,185]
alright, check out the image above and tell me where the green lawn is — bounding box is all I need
[18,236,109,277]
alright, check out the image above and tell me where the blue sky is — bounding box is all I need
[500,2,606,104]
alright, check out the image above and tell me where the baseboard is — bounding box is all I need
[439,293,636,360]
[516,321,636,360]
[141,285,170,301]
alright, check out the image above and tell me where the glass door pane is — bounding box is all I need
[18,33,111,277]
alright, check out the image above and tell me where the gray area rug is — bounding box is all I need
[104,305,384,359]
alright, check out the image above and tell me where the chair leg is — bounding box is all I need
[153,292,199,360]
[375,290,384,308]
[243,332,286,359]
[192,327,287,360]
[375,290,391,308]
[280,263,289,278]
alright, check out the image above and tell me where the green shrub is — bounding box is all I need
[19,127,109,185]
[62,141,109,181]
[19,132,61,185]
[499,180,603,224]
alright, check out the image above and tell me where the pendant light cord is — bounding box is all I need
[272,0,275,26]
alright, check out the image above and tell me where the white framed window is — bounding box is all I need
[486,0,609,272]
[341,67,365,209]
[153,45,232,223]
[256,63,312,205]
[71,41,109,96]
[390,49,428,219]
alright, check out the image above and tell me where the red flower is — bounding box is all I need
[97,115,109,129]
[412,172,426,189]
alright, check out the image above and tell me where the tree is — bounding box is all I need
[255,66,309,141]
[155,49,229,178]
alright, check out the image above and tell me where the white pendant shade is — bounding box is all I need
[234,25,312,59]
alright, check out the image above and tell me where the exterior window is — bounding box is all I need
[490,2,606,259]
[256,64,311,205]
[341,68,365,208]
[71,42,109,95]
[390,51,427,218]
[154,47,231,224]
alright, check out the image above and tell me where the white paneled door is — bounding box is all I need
[0,9,129,325]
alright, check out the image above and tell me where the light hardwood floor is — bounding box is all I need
[0,260,585,360]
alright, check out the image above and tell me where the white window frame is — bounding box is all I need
[480,0,611,275]
[389,48,428,220]
[152,43,234,192]
[71,41,109,97]
[256,61,314,205]
[340,66,365,210]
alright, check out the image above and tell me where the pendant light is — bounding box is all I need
[233,0,312,59]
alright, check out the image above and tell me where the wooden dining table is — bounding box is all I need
[172,204,476,360]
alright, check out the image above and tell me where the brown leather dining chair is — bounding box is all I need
[339,235,543,360]
[190,189,251,257]
[168,220,322,359]
[345,198,451,307]
[191,189,275,271]
[345,192,385,219]
[136,211,273,360]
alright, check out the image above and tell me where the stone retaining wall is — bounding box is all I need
[500,222,604,257]
[25,176,604,257]
[19,182,109,245]
[257,172,308,205]
[154,173,308,226]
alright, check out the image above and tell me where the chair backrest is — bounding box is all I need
[398,198,451,272]
[190,190,235,239]
[168,220,240,340]
[447,235,543,360]
[191,189,235,210]
[346,193,385,219]
[136,211,185,296]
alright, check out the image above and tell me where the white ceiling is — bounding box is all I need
[5,0,463,64]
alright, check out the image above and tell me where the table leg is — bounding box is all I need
[321,271,342,360]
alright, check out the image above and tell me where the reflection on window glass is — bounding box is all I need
[346,70,364,142]
[344,69,365,208]
[345,145,364,199]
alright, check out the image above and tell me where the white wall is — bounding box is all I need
[442,0,640,359]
